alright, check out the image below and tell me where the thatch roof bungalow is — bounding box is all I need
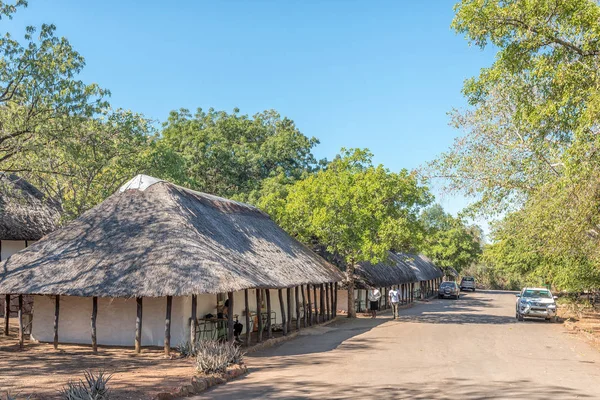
[337,253,443,313]
[0,175,342,353]
[1,173,61,339]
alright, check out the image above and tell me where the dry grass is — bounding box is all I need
[558,302,600,349]
[0,322,195,400]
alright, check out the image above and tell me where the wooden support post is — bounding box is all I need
[320,284,325,321]
[92,296,98,354]
[307,285,313,326]
[256,289,263,343]
[244,289,251,346]
[301,285,307,327]
[333,282,338,318]
[278,289,287,336]
[4,294,10,336]
[325,284,331,321]
[18,295,23,349]
[227,292,234,343]
[295,286,301,331]
[313,285,319,324]
[164,296,172,356]
[190,294,197,345]
[54,295,60,350]
[135,297,142,353]
[286,288,292,332]
[266,289,273,339]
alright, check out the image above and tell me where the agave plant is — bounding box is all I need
[195,340,244,374]
[60,370,112,400]
[177,340,198,358]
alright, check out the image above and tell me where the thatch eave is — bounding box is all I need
[0,175,342,297]
[0,173,61,241]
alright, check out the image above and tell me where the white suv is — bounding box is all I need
[460,276,475,292]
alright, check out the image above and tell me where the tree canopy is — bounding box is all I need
[260,148,431,317]
[419,204,482,274]
[431,0,600,290]
[160,108,322,202]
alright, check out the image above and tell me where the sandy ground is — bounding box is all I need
[194,290,600,399]
[0,328,194,399]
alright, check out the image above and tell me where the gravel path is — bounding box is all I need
[195,290,600,399]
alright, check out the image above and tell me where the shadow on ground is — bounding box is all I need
[251,317,388,358]
[198,377,591,399]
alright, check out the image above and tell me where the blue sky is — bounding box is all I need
[5,1,493,225]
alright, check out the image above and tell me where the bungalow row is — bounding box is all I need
[0,174,445,354]
[337,252,443,313]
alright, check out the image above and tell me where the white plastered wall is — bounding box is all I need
[0,240,27,260]
[31,295,190,347]
[30,288,309,347]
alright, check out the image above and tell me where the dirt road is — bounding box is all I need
[195,290,600,399]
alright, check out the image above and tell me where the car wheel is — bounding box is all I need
[552,316,558,323]
[438,295,442,299]
[472,288,476,292]
[517,313,524,321]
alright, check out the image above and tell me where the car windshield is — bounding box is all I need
[522,289,552,298]
[462,277,474,282]
[440,282,454,288]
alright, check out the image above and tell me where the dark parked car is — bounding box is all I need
[438,281,460,300]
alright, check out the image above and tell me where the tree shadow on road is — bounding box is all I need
[251,317,388,358]
[197,377,592,399]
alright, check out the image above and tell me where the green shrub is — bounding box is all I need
[195,341,244,374]
[60,370,111,400]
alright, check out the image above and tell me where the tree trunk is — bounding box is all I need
[227,292,234,343]
[54,295,60,350]
[164,296,171,356]
[313,285,319,324]
[320,284,325,321]
[286,288,292,332]
[347,263,357,318]
[18,295,23,349]
[256,289,263,343]
[244,289,250,347]
[266,289,273,339]
[135,297,142,353]
[92,296,98,354]
[325,284,331,321]
[3,294,10,336]
[307,285,313,326]
[190,294,197,345]
[330,282,337,318]
[278,289,287,336]
[295,286,301,331]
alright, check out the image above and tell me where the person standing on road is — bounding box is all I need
[389,287,400,319]
[368,288,382,318]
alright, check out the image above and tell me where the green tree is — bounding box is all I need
[12,109,181,220]
[430,0,600,290]
[0,1,108,169]
[160,108,321,201]
[420,204,482,274]
[260,148,431,318]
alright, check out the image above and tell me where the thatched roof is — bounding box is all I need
[353,253,442,288]
[0,173,61,241]
[0,175,342,297]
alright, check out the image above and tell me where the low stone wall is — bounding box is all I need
[155,364,248,399]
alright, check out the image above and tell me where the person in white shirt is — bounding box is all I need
[389,287,400,319]
[368,288,382,318]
